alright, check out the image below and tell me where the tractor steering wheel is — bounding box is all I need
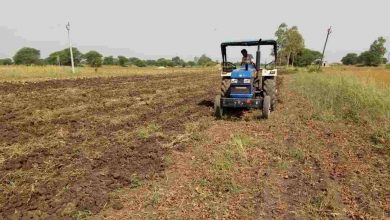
[222,62,236,72]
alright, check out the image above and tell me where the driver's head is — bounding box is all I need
[241,49,248,57]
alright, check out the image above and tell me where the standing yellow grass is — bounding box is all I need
[323,66,390,90]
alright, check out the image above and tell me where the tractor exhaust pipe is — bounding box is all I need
[256,45,261,70]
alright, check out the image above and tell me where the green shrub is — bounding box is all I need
[307,65,320,73]
[385,64,390,69]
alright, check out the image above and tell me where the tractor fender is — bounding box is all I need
[261,69,278,77]
[221,72,232,77]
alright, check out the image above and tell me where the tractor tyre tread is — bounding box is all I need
[220,78,231,97]
[263,79,277,111]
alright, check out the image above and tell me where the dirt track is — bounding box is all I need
[0,70,389,219]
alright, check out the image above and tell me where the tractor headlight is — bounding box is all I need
[243,79,251,84]
[231,79,238,83]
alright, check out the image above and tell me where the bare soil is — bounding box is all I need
[0,71,218,219]
[0,70,388,219]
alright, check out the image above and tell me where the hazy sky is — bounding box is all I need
[1,0,389,62]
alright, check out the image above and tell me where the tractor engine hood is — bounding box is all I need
[231,69,254,79]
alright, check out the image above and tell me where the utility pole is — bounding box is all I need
[318,26,332,70]
[66,22,75,73]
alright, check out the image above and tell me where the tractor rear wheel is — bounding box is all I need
[263,79,276,111]
[262,95,271,119]
[214,95,223,119]
[220,78,231,97]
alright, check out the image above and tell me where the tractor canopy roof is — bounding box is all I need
[221,39,278,63]
[220,39,277,47]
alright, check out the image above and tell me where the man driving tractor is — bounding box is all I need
[240,49,254,65]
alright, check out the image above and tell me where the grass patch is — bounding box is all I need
[136,123,161,139]
[195,178,211,187]
[278,66,299,75]
[231,133,253,149]
[370,128,390,150]
[288,147,305,161]
[162,154,174,167]
[293,72,390,123]
[212,133,254,173]
[184,121,203,141]
[277,161,289,170]
[147,185,162,207]
[212,175,240,193]
[307,65,321,73]
[129,175,143,188]
[74,209,92,219]
[208,133,254,194]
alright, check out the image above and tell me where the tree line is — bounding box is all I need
[1,28,387,67]
[274,23,388,67]
[0,47,217,67]
[341,37,388,66]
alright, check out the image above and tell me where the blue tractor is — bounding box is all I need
[214,39,278,119]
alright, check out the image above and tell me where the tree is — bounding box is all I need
[156,58,174,67]
[45,51,62,65]
[194,57,200,64]
[118,56,128,67]
[0,58,13,65]
[145,60,157,66]
[103,56,114,65]
[274,24,305,66]
[13,47,40,65]
[358,37,387,66]
[295,49,322,67]
[358,51,377,66]
[128,57,146,67]
[46,48,83,66]
[186,61,196,67]
[341,53,359,65]
[172,56,185,67]
[370,37,387,57]
[284,26,305,66]
[113,57,119,65]
[197,54,215,66]
[84,51,103,67]
[128,57,140,65]
[274,23,288,65]
[134,59,146,67]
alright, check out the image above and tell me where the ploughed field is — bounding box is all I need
[0,67,388,219]
[0,70,219,218]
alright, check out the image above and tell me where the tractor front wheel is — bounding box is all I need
[262,95,271,119]
[214,95,223,119]
[220,78,231,97]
